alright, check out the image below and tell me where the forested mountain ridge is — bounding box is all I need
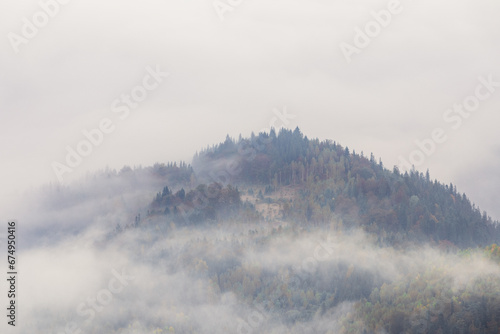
[152,127,500,248]
[53,128,500,334]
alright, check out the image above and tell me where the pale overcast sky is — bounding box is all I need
[1,0,499,218]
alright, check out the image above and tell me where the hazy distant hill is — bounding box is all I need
[26,128,500,334]
[147,127,500,248]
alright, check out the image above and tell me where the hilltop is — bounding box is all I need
[138,127,500,249]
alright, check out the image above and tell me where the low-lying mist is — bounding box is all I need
[3,173,500,334]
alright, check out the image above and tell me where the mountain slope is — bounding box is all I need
[180,127,499,248]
